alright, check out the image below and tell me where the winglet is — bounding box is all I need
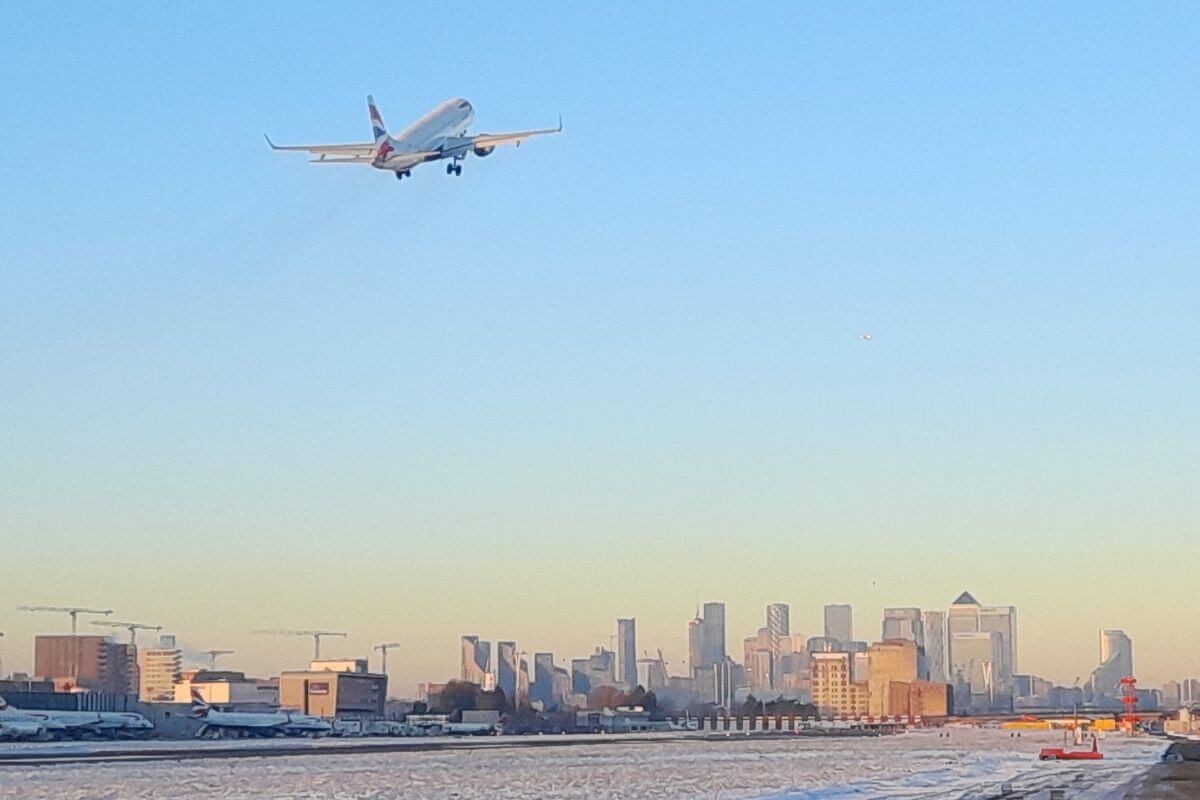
[557,115,563,132]
[264,133,280,150]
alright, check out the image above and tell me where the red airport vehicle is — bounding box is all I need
[1039,734,1104,761]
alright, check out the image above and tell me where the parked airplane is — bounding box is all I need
[0,695,64,741]
[0,716,52,741]
[190,689,331,738]
[267,96,560,181]
[0,695,154,739]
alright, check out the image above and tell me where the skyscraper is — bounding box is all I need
[531,652,569,710]
[516,655,530,705]
[636,656,667,690]
[570,658,590,695]
[1090,629,1133,697]
[951,631,1003,711]
[616,618,637,687]
[947,591,1016,708]
[881,608,924,645]
[687,615,705,677]
[460,636,491,686]
[587,647,616,689]
[761,603,790,690]
[978,605,1018,681]
[766,603,790,639]
[532,652,555,707]
[497,641,518,699]
[923,610,948,683]
[701,602,726,668]
[824,604,853,644]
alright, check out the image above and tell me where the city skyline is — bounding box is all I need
[2,588,1194,696]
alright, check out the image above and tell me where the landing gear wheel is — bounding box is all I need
[454,164,462,176]
[446,163,454,175]
[404,170,412,178]
[395,172,404,181]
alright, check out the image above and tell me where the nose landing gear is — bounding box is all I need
[394,169,413,181]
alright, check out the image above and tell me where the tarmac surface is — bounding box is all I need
[0,729,1171,799]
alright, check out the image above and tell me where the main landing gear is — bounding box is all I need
[446,162,462,176]
[394,169,412,181]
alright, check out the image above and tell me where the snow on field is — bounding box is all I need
[0,729,1166,799]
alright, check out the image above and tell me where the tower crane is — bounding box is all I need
[90,620,162,646]
[373,642,402,674]
[204,650,235,667]
[252,629,347,660]
[17,605,113,634]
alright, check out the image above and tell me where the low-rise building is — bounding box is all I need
[811,652,867,717]
[33,635,134,694]
[883,679,951,719]
[138,636,182,702]
[278,669,386,718]
[867,640,919,717]
[174,670,278,707]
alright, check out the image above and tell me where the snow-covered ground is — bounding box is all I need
[0,729,1166,799]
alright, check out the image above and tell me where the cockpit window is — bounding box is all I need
[458,101,470,109]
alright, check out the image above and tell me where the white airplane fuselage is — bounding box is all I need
[375,98,474,172]
[195,707,330,738]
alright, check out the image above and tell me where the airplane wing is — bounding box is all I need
[467,118,563,150]
[264,134,375,156]
[266,135,439,168]
[305,152,437,166]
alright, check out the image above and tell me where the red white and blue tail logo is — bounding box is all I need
[367,95,387,142]
[190,688,211,718]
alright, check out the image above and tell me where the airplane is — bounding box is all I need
[266,96,560,181]
[0,694,154,739]
[190,688,331,739]
[0,716,54,741]
[0,695,64,741]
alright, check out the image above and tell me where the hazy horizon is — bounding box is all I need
[2,4,1197,696]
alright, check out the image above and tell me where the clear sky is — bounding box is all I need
[1,4,1198,693]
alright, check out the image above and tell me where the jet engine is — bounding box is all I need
[473,145,495,157]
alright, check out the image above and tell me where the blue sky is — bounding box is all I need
[1,4,1198,690]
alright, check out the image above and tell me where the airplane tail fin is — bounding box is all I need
[367,95,388,143]
[189,688,211,718]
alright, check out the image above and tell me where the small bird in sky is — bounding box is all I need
[858,333,873,341]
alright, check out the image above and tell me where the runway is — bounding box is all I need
[0,731,697,767]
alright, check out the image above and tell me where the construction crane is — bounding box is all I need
[204,649,235,667]
[90,620,162,646]
[252,629,347,660]
[373,642,402,674]
[17,605,113,634]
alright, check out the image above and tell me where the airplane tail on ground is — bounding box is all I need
[367,95,387,142]
[189,688,211,718]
